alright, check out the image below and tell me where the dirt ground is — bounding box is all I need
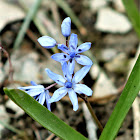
[0,0,139,139]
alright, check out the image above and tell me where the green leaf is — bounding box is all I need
[99,55,140,140]
[122,0,140,38]
[4,88,87,140]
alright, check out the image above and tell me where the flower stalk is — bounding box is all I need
[78,94,103,132]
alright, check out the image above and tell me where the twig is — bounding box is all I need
[32,124,41,140]
[46,133,55,140]
[50,1,61,27]
[0,44,14,83]
[78,94,103,132]
[26,29,51,58]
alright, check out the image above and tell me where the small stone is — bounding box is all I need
[93,72,118,97]
[90,64,100,79]
[90,0,107,13]
[100,48,118,62]
[0,105,10,134]
[113,0,125,13]
[6,100,24,117]
[105,53,129,73]
[95,7,132,33]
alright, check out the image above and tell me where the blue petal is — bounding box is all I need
[58,44,70,54]
[38,92,45,105]
[69,33,78,51]
[18,85,44,90]
[26,88,44,96]
[72,65,91,83]
[49,87,68,103]
[51,53,70,62]
[75,54,93,65]
[73,84,93,96]
[62,62,72,82]
[45,90,51,111]
[30,81,37,86]
[76,42,91,53]
[45,68,66,86]
[37,36,56,49]
[61,17,71,37]
[68,89,78,111]
[68,59,75,75]
[62,61,67,79]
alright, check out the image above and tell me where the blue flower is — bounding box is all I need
[51,33,93,74]
[61,17,71,37]
[37,36,56,49]
[45,63,93,111]
[18,81,51,111]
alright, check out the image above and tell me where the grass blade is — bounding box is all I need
[99,55,140,140]
[122,0,140,38]
[13,0,42,49]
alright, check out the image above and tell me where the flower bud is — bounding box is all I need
[61,17,71,37]
[37,36,56,49]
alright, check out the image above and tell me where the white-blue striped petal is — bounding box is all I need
[61,17,71,37]
[62,61,68,79]
[37,36,56,48]
[58,44,70,54]
[62,61,72,82]
[69,33,78,51]
[76,42,91,53]
[68,89,78,111]
[45,90,51,111]
[72,65,91,83]
[45,68,66,86]
[75,55,93,65]
[26,88,44,96]
[73,84,93,96]
[49,87,68,103]
[51,53,70,62]
[68,58,75,75]
[18,85,44,90]
[38,92,46,105]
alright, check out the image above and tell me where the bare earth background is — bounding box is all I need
[0,0,139,139]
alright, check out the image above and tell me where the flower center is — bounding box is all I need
[69,52,76,58]
[65,82,72,88]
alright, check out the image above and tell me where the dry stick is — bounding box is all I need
[46,133,55,140]
[32,124,42,140]
[0,44,14,84]
[26,29,51,58]
[78,94,103,132]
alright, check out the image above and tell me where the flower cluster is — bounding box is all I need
[19,17,93,111]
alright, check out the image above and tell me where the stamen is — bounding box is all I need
[65,82,72,88]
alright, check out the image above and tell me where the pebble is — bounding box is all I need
[95,7,132,33]
[90,0,107,13]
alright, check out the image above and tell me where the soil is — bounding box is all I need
[0,0,139,139]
